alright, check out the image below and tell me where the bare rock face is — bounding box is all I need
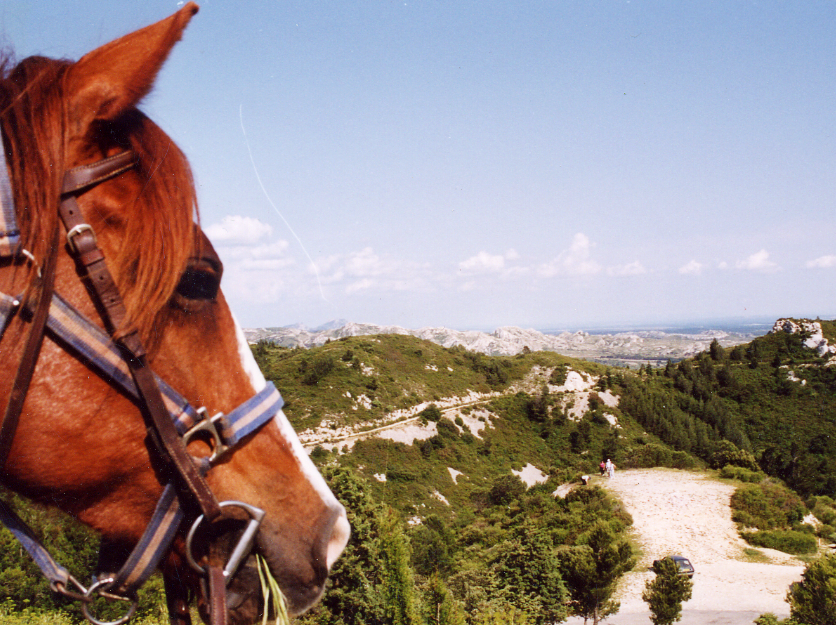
[771,318,836,357]
[246,322,755,365]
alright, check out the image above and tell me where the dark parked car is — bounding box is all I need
[652,555,695,578]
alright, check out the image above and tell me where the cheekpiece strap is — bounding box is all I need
[0,497,71,590]
[0,134,20,258]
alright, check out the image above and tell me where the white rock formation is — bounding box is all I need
[771,318,836,357]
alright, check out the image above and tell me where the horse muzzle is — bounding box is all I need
[254,501,350,616]
[190,498,348,621]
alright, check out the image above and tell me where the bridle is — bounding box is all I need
[0,145,281,625]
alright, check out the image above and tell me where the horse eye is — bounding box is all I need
[175,268,219,301]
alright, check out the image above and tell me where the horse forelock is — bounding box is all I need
[105,111,198,347]
[0,53,199,348]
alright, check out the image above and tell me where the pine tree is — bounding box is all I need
[494,525,567,625]
[379,509,423,625]
[642,558,693,625]
[298,468,423,625]
[560,520,635,625]
[787,553,836,625]
[421,574,467,625]
[709,338,725,361]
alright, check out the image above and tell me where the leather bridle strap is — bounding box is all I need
[0,139,59,470]
[58,152,221,522]
[163,570,193,625]
[0,228,58,470]
[208,565,228,625]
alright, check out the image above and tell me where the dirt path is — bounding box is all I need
[570,468,805,623]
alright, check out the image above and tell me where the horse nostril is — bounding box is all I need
[326,506,350,570]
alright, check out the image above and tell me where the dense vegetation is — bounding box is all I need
[297,468,634,625]
[615,329,836,498]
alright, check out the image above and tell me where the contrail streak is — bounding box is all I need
[239,104,327,301]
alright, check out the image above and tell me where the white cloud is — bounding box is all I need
[205,215,273,245]
[607,261,646,277]
[736,249,778,272]
[318,247,432,294]
[459,251,505,274]
[806,255,836,269]
[679,260,704,275]
[538,233,601,277]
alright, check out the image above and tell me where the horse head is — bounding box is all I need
[0,4,348,622]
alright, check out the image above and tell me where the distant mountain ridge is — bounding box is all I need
[244,321,758,365]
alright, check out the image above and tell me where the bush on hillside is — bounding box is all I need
[731,482,806,530]
[787,553,836,625]
[739,529,817,555]
[488,475,526,506]
[809,496,836,525]
[720,464,765,483]
[710,440,758,471]
[621,443,699,470]
[300,353,335,385]
[549,365,568,386]
[419,403,442,422]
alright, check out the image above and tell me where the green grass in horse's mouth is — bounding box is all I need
[256,555,290,625]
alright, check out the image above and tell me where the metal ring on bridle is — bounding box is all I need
[81,578,138,625]
[185,501,266,584]
[51,574,89,603]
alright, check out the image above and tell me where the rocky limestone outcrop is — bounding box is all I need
[245,321,755,363]
[771,318,836,357]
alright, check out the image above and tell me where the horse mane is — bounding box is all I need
[0,54,199,349]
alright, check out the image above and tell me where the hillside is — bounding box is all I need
[246,321,756,366]
[618,318,836,498]
[252,317,836,510]
[252,317,836,624]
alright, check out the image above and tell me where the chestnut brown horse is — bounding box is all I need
[0,4,347,624]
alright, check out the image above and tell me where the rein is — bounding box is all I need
[0,148,281,625]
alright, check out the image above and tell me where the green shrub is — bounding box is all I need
[731,482,806,530]
[549,365,568,386]
[710,440,758,471]
[621,444,699,470]
[386,467,419,482]
[300,354,335,385]
[816,524,836,542]
[436,419,460,439]
[419,404,442,422]
[488,475,526,506]
[810,496,836,527]
[739,530,818,555]
[788,553,836,624]
[720,464,765,483]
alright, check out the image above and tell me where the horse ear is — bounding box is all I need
[66,2,199,131]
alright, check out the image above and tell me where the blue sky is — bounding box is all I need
[3,1,835,331]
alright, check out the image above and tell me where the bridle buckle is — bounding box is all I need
[66,223,97,254]
[184,408,230,465]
